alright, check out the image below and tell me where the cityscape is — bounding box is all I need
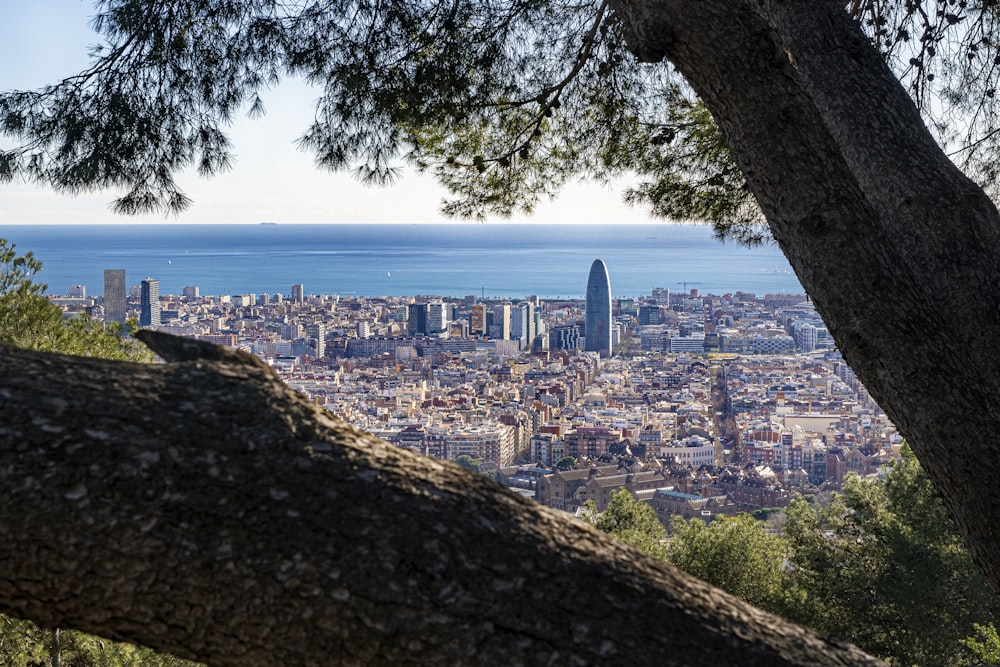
[52,258,899,523]
[5,0,999,663]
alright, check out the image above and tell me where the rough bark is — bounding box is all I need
[610,0,1000,594]
[0,334,881,666]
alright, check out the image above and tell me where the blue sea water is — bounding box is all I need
[1,223,802,299]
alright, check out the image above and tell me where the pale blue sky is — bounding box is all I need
[0,0,654,225]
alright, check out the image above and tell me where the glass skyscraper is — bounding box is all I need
[585,259,612,357]
[407,302,428,335]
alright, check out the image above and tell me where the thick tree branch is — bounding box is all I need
[0,340,880,666]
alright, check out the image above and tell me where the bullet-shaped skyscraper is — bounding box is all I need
[585,259,612,357]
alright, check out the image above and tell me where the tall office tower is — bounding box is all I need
[534,312,546,338]
[292,283,305,304]
[427,301,449,333]
[511,301,535,350]
[491,303,511,340]
[182,286,200,298]
[585,259,612,357]
[510,302,527,345]
[305,322,326,357]
[140,277,161,327]
[470,304,486,335]
[69,285,86,298]
[638,304,664,325]
[103,269,127,324]
[526,302,537,346]
[408,302,429,335]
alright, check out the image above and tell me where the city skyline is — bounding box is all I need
[6,223,802,300]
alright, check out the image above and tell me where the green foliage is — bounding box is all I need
[454,454,481,473]
[622,97,767,245]
[0,0,664,220]
[0,239,149,362]
[587,446,998,666]
[782,446,999,667]
[0,240,54,347]
[580,499,599,526]
[0,623,200,667]
[0,616,49,667]
[555,455,577,470]
[666,514,790,614]
[750,507,783,522]
[963,624,1000,665]
[595,488,668,560]
[0,618,202,667]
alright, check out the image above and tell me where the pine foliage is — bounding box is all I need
[5,2,1000,242]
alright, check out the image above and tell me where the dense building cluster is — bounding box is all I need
[52,272,898,524]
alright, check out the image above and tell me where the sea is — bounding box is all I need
[1,223,803,300]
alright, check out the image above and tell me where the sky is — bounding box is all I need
[0,0,656,225]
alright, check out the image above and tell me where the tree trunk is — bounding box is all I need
[610,0,1000,594]
[0,335,881,666]
[51,628,61,667]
